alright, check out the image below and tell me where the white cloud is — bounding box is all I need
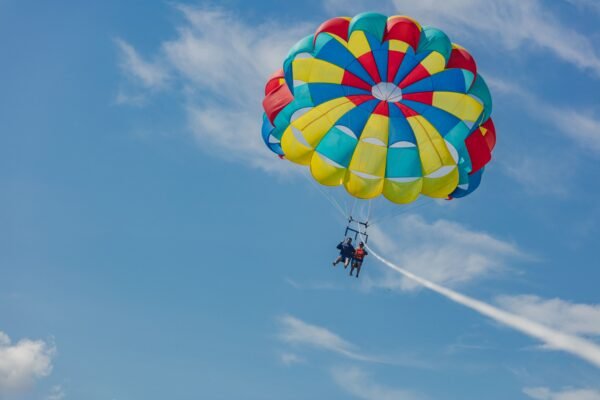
[524,387,600,400]
[277,315,379,363]
[115,38,169,89]
[186,104,294,172]
[496,295,600,337]
[279,352,305,366]
[564,0,600,14]
[488,77,600,155]
[323,0,393,15]
[545,109,600,155]
[330,366,422,400]
[46,385,66,400]
[117,6,311,173]
[161,7,303,98]
[277,315,433,369]
[390,0,600,77]
[114,89,148,107]
[0,331,56,393]
[499,153,574,197]
[322,0,600,77]
[366,215,521,291]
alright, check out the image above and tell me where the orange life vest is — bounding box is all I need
[354,248,366,260]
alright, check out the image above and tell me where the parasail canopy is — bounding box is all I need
[262,12,496,204]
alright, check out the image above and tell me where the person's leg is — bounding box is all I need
[349,262,355,276]
[356,262,362,277]
[333,256,342,266]
[344,257,350,269]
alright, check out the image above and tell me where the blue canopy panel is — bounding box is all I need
[392,48,428,86]
[417,26,452,62]
[315,126,358,167]
[400,100,473,173]
[400,100,461,137]
[386,146,422,178]
[335,99,379,140]
[388,113,417,145]
[450,168,484,198]
[402,69,471,94]
[365,32,389,81]
[261,113,284,155]
[349,12,388,42]
[308,83,371,105]
[313,33,376,86]
[469,74,492,122]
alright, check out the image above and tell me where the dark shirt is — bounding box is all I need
[336,241,355,257]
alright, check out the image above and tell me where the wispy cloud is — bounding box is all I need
[330,366,423,400]
[499,154,573,198]
[366,215,522,291]
[488,77,600,155]
[277,315,380,363]
[564,0,600,14]
[279,352,305,366]
[0,331,56,394]
[46,385,66,400]
[322,0,600,77]
[524,386,600,400]
[445,332,495,355]
[391,0,600,77]
[115,38,169,89]
[496,295,600,337]
[116,6,311,172]
[115,38,170,106]
[277,315,432,369]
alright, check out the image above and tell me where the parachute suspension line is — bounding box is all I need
[344,196,355,221]
[350,198,358,221]
[300,171,347,219]
[345,215,369,243]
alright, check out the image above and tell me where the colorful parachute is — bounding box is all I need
[261,13,496,204]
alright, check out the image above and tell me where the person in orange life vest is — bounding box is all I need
[333,237,355,268]
[350,242,368,278]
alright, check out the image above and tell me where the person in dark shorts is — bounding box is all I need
[333,237,355,268]
[350,242,368,278]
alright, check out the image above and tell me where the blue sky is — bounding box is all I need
[2,1,600,399]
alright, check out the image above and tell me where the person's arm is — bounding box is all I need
[336,243,342,250]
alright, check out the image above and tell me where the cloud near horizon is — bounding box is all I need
[331,365,423,400]
[0,331,56,394]
[524,386,600,400]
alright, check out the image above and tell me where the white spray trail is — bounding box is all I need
[366,244,600,369]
